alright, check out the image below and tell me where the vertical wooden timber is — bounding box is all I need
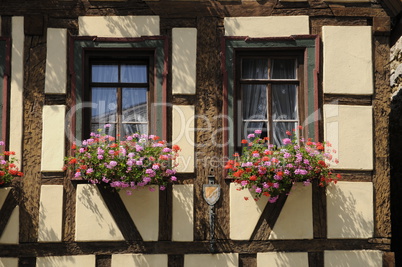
[168,254,184,267]
[239,253,256,267]
[96,254,111,267]
[19,20,46,243]
[372,34,391,238]
[194,16,226,241]
[308,252,324,267]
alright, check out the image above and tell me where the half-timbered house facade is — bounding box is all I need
[1,0,401,266]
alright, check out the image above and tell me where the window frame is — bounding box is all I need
[83,50,154,138]
[235,51,305,149]
[69,36,168,144]
[222,35,320,158]
[0,37,10,144]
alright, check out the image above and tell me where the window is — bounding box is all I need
[86,55,152,138]
[223,36,319,156]
[71,37,168,143]
[237,53,303,147]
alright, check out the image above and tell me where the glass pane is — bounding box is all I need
[243,121,268,140]
[91,65,118,83]
[121,65,147,83]
[272,84,298,120]
[91,87,117,123]
[242,58,268,79]
[273,122,297,147]
[271,59,296,79]
[242,84,268,120]
[91,123,116,137]
[122,123,148,136]
[122,88,148,122]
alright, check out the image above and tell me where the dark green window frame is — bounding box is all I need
[223,36,320,156]
[70,36,168,143]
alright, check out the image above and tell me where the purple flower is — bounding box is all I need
[247,133,255,139]
[149,187,156,192]
[162,148,171,153]
[145,169,156,177]
[152,164,160,170]
[136,160,143,166]
[282,138,292,145]
[109,161,118,167]
[102,177,110,183]
[254,129,262,134]
[0,141,5,146]
[241,180,248,186]
[97,148,104,155]
[97,155,103,160]
[283,152,291,159]
[160,186,166,191]
[269,196,279,203]
[273,183,279,188]
[74,172,81,178]
[255,187,262,193]
[170,176,177,182]
[104,124,111,128]
[86,168,94,174]
[303,180,311,186]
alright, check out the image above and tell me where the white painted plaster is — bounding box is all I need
[45,28,67,94]
[327,182,374,238]
[0,206,19,244]
[41,105,66,172]
[229,183,268,240]
[172,184,194,241]
[172,105,195,173]
[36,255,96,267]
[323,26,373,95]
[324,105,373,170]
[324,250,382,267]
[172,28,197,95]
[38,185,64,242]
[118,187,159,241]
[0,258,18,267]
[184,253,239,267]
[78,16,160,37]
[111,254,168,267]
[257,252,309,267]
[224,16,309,37]
[75,184,124,241]
[0,187,11,209]
[269,183,313,239]
[9,16,24,168]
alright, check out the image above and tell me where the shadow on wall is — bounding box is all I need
[390,87,402,265]
[326,184,372,238]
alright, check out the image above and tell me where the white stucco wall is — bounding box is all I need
[45,28,67,94]
[38,185,64,242]
[78,16,160,37]
[172,28,197,95]
[172,184,194,241]
[111,254,168,267]
[323,26,373,95]
[224,16,309,37]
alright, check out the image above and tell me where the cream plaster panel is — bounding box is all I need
[0,206,19,244]
[324,105,373,170]
[324,250,382,267]
[172,184,194,241]
[78,16,159,37]
[36,255,96,267]
[257,252,309,267]
[184,253,239,267]
[0,258,18,267]
[41,105,66,172]
[45,28,67,94]
[172,28,197,95]
[38,185,64,242]
[323,26,373,95]
[324,0,370,2]
[111,254,168,267]
[172,105,195,173]
[224,16,309,37]
[230,183,268,240]
[327,182,374,238]
[75,184,124,241]
[0,187,11,209]
[10,16,24,168]
[269,183,313,239]
[119,187,159,241]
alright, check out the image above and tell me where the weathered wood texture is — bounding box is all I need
[194,16,227,241]
[20,33,47,243]
[239,254,256,267]
[372,35,391,238]
[0,239,391,257]
[168,254,184,267]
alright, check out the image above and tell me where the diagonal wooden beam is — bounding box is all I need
[97,185,142,241]
[0,188,18,237]
[249,193,289,241]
